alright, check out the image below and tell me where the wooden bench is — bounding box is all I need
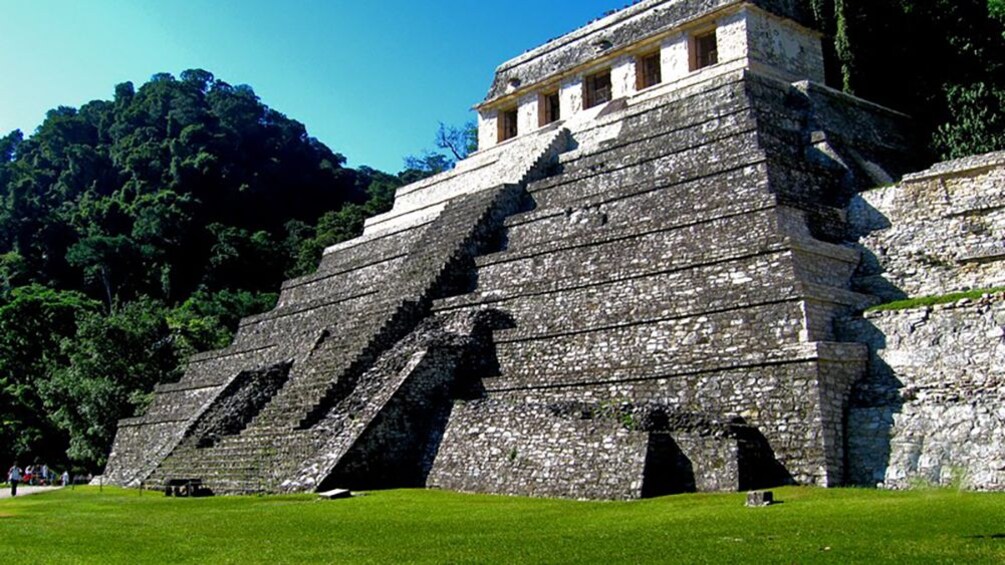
[164,478,206,497]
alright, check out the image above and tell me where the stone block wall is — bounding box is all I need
[427,400,650,500]
[840,152,1005,491]
[736,6,825,83]
[842,295,1005,490]
[849,152,1005,301]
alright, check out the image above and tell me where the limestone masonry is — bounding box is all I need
[102,0,1005,498]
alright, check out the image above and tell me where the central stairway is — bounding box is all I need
[138,127,571,494]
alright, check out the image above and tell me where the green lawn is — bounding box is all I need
[1,486,1003,563]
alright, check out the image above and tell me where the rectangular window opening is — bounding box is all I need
[690,30,718,72]
[636,51,662,90]
[498,108,518,142]
[540,91,561,126]
[584,70,612,109]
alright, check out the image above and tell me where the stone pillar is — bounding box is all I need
[478,108,499,150]
[661,33,689,82]
[560,77,584,119]
[611,55,636,99]
[517,93,539,135]
[716,8,749,66]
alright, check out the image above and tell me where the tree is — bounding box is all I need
[0,69,401,469]
[0,285,99,465]
[403,121,477,176]
[804,0,1005,160]
[46,298,180,468]
[435,121,478,161]
[167,289,278,356]
[66,235,141,310]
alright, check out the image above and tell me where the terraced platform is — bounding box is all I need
[103,0,917,499]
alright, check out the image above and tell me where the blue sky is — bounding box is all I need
[0,0,624,173]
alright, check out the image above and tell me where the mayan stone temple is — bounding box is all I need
[103,0,1005,498]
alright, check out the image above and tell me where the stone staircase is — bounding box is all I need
[114,122,570,493]
[144,158,559,493]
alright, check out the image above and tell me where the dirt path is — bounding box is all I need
[0,485,62,499]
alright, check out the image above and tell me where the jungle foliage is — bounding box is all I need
[0,70,400,470]
[806,0,1005,159]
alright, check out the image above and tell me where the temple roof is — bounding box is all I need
[480,0,810,106]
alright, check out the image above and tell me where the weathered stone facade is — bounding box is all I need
[843,295,1005,490]
[842,152,1005,491]
[849,152,1005,300]
[102,0,1005,499]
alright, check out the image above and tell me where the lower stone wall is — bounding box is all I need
[842,294,1005,490]
[427,399,650,500]
[468,346,862,489]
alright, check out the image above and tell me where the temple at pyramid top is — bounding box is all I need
[476,0,822,149]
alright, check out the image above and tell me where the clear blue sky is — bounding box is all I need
[0,0,624,173]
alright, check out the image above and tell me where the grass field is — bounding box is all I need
[1,486,1003,563]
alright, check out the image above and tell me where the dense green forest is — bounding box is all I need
[0,70,402,470]
[1,0,1005,473]
[808,0,1005,159]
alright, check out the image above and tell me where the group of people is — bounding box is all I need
[6,461,70,496]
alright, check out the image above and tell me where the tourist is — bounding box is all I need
[7,462,21,496]
[24,464,33,486]
[61,470,69,487]
[40,463,49,486]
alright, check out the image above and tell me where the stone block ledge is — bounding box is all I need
[119,416,189,428]
[482,342,861,392]
[792,80,911,122]
[901,150,1005,184]
[294,250,409,288]
[437,246,791,312]
[957,245,1005,264]
[799,281,871,310]
[392,156,499,200]
[511,157,772,230]
[786,236,860,265]
[548,96,755,180]
[321,217,435,256]
[529,122,761,196]
[490,296,802,343]
[154,380,228,394]
[188,343,278,365]
[483,205,782,270]
[240,289,378,329]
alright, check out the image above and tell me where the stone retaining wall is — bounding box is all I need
[849,152,1005,301]
[842,295,1005,490]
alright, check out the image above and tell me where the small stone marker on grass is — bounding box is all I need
[746,490,774,507]
[318,488,352,500]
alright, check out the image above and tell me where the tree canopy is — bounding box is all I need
[0,70,402,471]
[806,0,1005,159]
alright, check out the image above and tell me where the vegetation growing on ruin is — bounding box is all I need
[1,487,1003,563]
[866,287,1005,312]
